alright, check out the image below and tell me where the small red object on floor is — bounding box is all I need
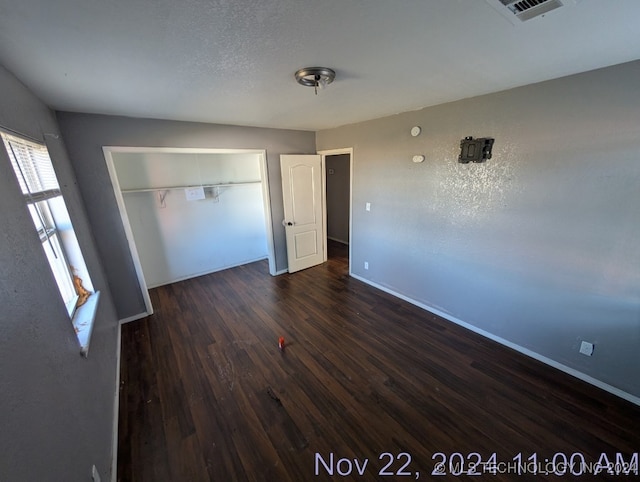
[278,336,285,350]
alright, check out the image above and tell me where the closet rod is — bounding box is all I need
[121,181,261,194]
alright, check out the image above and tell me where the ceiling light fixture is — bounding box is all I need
[295,67,336,95]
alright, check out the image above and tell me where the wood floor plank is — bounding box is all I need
[118,240,640,481]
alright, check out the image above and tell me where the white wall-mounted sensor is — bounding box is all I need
[412,155,425,163]
[411,126,421,137]
[579,341,594,356]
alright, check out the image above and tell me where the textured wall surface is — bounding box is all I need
[317,60,640,399]
[57,113,315,319]
[0,65,119,481]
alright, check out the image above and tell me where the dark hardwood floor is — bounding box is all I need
[118,240,640,481]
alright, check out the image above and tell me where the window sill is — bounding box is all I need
[73,291,100,357]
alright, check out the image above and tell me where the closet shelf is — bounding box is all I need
[121,181,261,193]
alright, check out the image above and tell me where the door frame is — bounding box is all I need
[103,146,277,319]
[318,147,353,276]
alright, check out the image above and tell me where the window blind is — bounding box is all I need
[2,134,61,197]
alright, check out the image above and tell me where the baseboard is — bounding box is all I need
[119,312,149,324]
[111,322,122,482]
[350,273,640,407]
[327,236,349,245]
[146,256,268,289]
[274,268,288,275]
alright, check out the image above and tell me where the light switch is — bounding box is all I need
[365,202,371,211]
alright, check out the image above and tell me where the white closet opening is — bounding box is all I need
[104,147,275,316]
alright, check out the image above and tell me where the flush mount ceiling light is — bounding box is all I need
[295,67,336,95]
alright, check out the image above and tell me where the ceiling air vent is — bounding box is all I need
[502,0,563,21]
[486,0,577,23]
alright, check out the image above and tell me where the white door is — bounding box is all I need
[280,154,325,273]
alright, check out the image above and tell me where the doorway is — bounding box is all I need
[320,148,353,274]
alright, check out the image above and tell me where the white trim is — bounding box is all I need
[110,322,122,482]
[101,146,264,155]
[76,291,101,357]
[119,312,150,324]
[258,151,277,275]
[321,154,328,263]
[350,273,640,407]
[318,148,353,276]
[103,148,154,316]
[274,268,288,276]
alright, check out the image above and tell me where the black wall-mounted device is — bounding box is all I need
[458,136,494,163]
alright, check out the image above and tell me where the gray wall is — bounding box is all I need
[56,113,316,319]
[317,60,640,399]
[326,154,350,244]
[0,65,119,481]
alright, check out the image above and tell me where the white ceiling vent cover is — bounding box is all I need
[486,0,579,24]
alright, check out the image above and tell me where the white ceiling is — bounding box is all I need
[0,0,639,131]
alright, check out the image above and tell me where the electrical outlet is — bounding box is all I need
[364,261,369,270]
[92,465,101,482]
[579,341,594,356]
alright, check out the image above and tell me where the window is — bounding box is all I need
[2,131,99,354]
